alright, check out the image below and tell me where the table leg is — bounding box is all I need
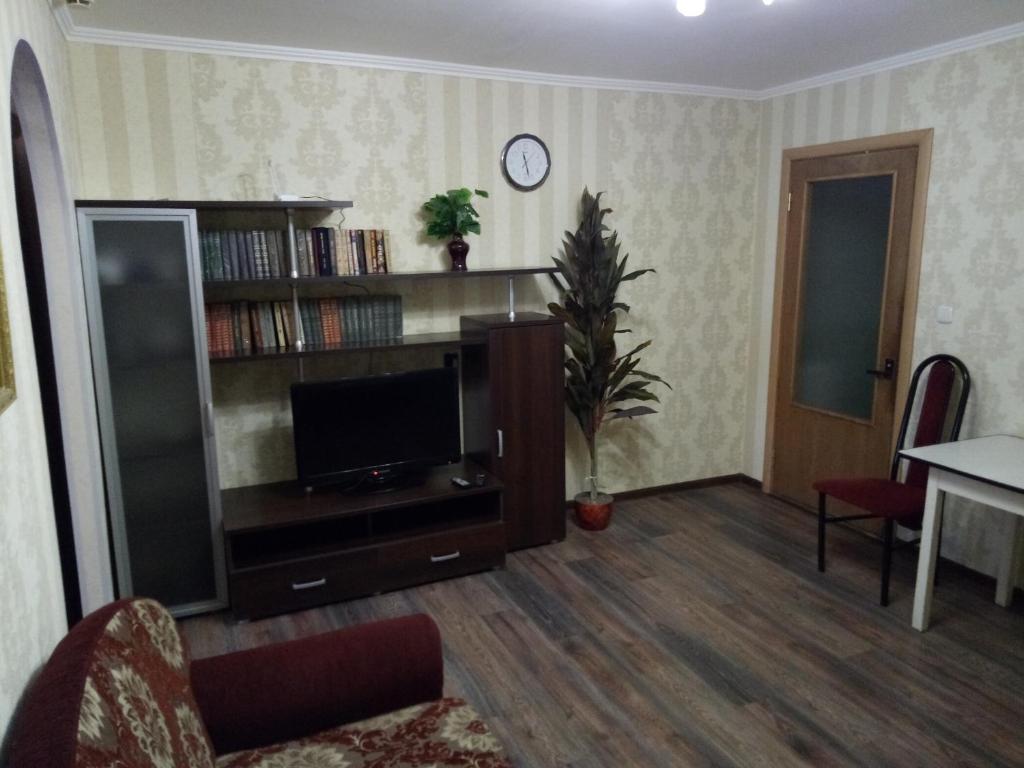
[912,477,944,631]
[995,514,1022,608]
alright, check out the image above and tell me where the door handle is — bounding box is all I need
[430,551,461,563]
[497,428,504,458]
[866,358,895,379]
[291,578,326,591]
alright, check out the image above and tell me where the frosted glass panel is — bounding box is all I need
[794,175,893,420]
[90,218,216,606]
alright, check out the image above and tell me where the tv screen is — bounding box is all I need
[290,367,461,488]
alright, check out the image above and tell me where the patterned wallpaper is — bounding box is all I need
[746,38,1024,580]
[0,0,78,737]
[68,43,762,496]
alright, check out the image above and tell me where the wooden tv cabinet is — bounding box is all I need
[222,459,504,620]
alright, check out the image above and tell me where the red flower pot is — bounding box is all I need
[574,492,613,531]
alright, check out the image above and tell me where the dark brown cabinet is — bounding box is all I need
[461,313,566,549]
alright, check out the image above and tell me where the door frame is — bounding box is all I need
[763,129,934,495]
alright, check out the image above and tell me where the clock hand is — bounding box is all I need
[522,151,530,175]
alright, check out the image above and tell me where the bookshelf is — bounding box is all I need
[76,199,566,620]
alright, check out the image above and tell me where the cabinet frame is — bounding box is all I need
[78,208,227,616]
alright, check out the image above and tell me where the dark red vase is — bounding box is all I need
[447,234,470,271]
[574,492,613,531]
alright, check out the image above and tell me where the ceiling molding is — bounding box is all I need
[55,19,762,100]
[758,21,1024,99]
[53,9,1024,102]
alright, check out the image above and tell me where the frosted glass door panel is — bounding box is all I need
[794,175,893,421]
[88,217,218,608]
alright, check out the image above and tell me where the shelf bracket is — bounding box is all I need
[507,276,516,322]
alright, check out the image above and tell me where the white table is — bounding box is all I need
[900,435,1024,631]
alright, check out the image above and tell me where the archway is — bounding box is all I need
[10,40,112,622]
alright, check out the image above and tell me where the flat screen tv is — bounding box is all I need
[290,367,461,490]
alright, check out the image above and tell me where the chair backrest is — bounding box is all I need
[889,354,970,486]
[7,598,215,768]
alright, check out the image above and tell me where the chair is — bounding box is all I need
[813,354,970,606]
[7,598,512,768]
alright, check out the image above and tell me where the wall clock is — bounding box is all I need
[501,134,551,191]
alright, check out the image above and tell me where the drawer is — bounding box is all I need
[377,522,505,590]
[229,548,376,620]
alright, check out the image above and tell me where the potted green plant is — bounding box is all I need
[422,187,489,271]
[548,189,669,530]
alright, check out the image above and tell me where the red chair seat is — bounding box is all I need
[813,477,925,526]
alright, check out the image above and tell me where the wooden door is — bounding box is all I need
[491,322,565,549]
[770,147,919,510]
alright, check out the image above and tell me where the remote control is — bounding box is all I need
[450,476,472,488]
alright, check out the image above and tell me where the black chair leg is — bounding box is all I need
[881,518,894,607]
[817,493,827,572]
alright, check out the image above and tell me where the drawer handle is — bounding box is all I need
[291,577,326,591]
[430,551,461,564]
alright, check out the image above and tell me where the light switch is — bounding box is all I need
[936,305,954,324]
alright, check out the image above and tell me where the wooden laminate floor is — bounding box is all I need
[181,483,1024,767]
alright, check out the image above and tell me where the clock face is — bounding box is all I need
[501,134,551,191]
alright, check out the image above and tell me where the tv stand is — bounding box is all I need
[223,459,504,620]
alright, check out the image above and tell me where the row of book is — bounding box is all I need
[205,295,403,356]
[200,228,392,282]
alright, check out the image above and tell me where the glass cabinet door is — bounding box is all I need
[79,209,225,614]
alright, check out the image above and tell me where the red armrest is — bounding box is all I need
[190,613,443,755]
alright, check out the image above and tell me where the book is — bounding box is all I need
[375,230,386,274]
[273,302,287,347]
[304,230,315,277]
[371,295,387,340]
[253,231,269,279]
[243,232,256,279]
[320,299,342,345]
[295,228,308,277]
[224,232,238,281]
[238,301,252,353]
[342,297,357,343]
[382,230,391,273]
[347,229,358,274]
[210,232,224,280]
[329,228,344,276]
[275,230,288,276]
[312,227,330,276]
[266,229,280,278]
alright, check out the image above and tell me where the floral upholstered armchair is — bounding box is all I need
[7,598,511,767]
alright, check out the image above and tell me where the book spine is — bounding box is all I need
[374,230,386,274]
[276,231,288,277]
[295,229,307,277]
[348,230,358,275]
[358,231,370,275]
[329,228,342,276]
[243,232,255,279]
[266,229,280,279]
[256,231,269,279]
[304,231,315,277]
[382,230,391,273]
[209,233,224,280]
[238,301,252,353]
[260,302,274,350]
[369,230,379,273]
[204,304,214,354]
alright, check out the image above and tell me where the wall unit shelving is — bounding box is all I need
[77,198,565,619]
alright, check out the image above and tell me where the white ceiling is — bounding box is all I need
[62,0,1024,94]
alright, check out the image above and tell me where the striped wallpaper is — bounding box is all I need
[68,42,762,498]
[747,37,1024,580]
[0,0,79,730]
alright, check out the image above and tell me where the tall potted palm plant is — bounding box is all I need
[548,189,669,530]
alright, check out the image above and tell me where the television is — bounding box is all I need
[290,367,461,490]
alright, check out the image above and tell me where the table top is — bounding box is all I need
[900,435,1024,493]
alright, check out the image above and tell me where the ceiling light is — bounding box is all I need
[763,0,775,5]
[676,0,706,16]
